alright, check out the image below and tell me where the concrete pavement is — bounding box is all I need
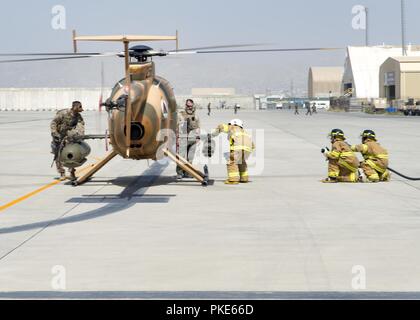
[1,109,420,297]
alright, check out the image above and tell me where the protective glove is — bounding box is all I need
[211,131,219,138]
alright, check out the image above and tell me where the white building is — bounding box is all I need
[342,45,420,99]
[308,67,344,98]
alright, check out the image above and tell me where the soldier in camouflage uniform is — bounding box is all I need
[50,101,85,180]
[177,99,201,179]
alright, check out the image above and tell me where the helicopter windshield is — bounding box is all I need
[110,78,126,98]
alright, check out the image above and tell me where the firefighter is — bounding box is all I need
[351,130,390,182]
[212,119,255,184]
[321,129,359,183]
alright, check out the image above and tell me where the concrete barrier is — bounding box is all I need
[0,88,256,111]
[0,88,111,111]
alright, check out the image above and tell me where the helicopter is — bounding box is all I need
[0,31,341,186]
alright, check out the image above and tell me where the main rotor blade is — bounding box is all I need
[0,53,117,63]
[0,52,103,56]
[168,47,343,55]
[168,43,270,53]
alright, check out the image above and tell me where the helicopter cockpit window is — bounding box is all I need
[161,100,169,119]
[111,78,125,97]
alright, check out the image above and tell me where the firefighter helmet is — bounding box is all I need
[329,128,345,140]
[361,129,376,140]
[229,119,243,128]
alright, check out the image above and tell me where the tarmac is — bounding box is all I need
[1,108,420,299]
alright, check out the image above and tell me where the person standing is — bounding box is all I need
[50,101,85,181]
[305,101,312,116]
[234,103,239,114]
[312,102,317,114]
[177,99,201,179]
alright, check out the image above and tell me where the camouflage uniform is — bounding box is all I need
[50,109,85,177]
[177,109,200,177]
[213,124,255,183]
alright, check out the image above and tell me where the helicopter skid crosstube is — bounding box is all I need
[163,148,209,186]
[73,150,118,186]
[72,148,208,186]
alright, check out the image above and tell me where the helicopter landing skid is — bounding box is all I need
[73,150,118,186]
[163,149,209,186]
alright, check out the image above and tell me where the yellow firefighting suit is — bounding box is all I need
[351,139,390,182]
[213,124,255,183]
[325,139,360,182]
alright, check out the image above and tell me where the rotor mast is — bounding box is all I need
[123,39,131,157]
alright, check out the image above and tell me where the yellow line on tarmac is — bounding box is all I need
[0,180,61,212]
[0,161,100,212]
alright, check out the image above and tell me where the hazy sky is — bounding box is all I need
[0,0,419,94]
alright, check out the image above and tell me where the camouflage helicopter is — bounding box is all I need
[0,31,340,186]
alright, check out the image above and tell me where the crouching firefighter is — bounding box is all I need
[212,119,255,184]
[50,101,85,181]
[321,129,359,183]
[351,130,390,182]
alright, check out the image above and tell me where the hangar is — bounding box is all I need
[379,56,420,101]
[307,67,343,98]
[342,46,420,99]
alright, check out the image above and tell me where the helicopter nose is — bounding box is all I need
[125,122,145,140]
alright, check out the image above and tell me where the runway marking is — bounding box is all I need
[0,163,95,212]
[0,180,61,212]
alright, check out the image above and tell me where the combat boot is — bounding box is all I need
[70,169,77,181]
[321,177,338,183]
[55,171,66,181]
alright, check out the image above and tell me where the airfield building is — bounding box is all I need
[308,67,343,98]
[342,45,420,99]
[379,56,420,101]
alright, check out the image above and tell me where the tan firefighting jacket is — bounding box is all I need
[351,139,389,171]
[326,139,359,172]
[214,124,255,153]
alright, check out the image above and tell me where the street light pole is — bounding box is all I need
[401,0,407,55]
[365,6,369,46]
